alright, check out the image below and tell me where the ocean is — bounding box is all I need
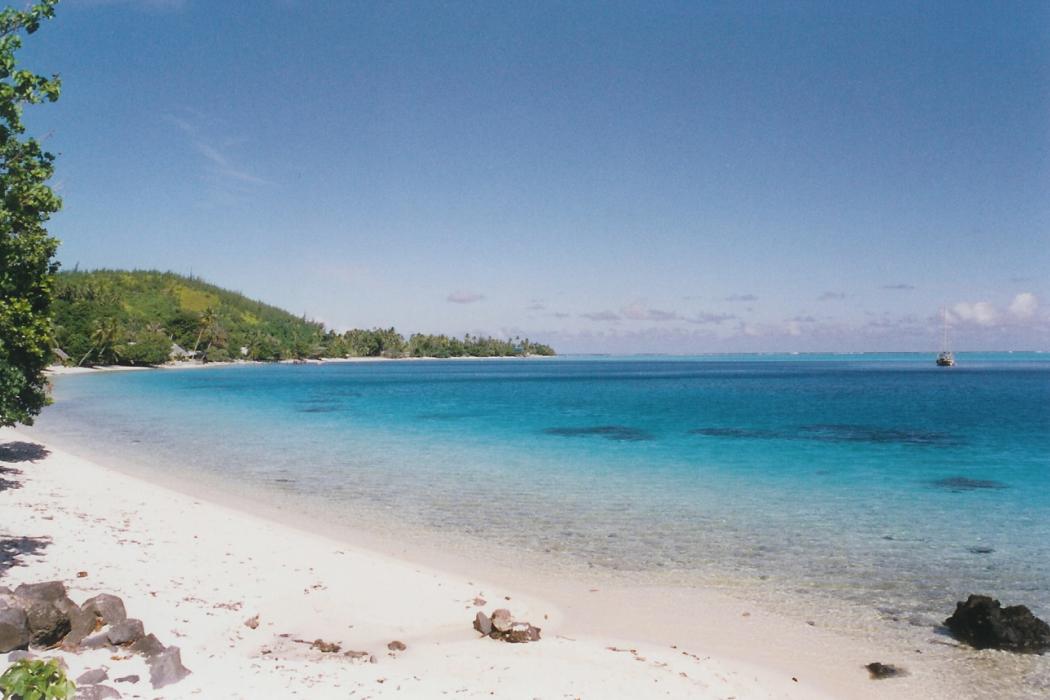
[25,354,1050,687]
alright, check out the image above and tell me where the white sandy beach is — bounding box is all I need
[0,426,971,699]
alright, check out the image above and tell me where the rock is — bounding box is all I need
[343,650,370,661]
[129,633,166,658]
[75,685,121,700]
[865,662,906,679]
[473,611,492,636]
[473,597,486,607]
[114,675,139,684]
[944,595,1050,653]
[387,640,406,651]
[81,594,127,627]
[21,598,71,648]
[80,632,114,650]
[474,609,541,643]
[244,614,259,629]
[0,603,30,653]
[77,668,109,685]
[106,618,145,646]
[64,605,99,649]
[310,638,341,653]
[148,646,191,689]
[504,621,542,643]
[490,608,514,633]
[14,581,68,603]
[7,650,33,663]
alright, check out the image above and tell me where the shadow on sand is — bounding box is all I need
[0,441,50,463]
[0,535,51,575]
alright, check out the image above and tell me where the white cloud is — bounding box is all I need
[950,301,998,326]
[620,302,679,322]
[447,291,484,304]
[1008,292,1038,319]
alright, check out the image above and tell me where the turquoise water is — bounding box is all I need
[27,355,1050,633]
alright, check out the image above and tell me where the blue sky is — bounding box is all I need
[22,0,1050,352]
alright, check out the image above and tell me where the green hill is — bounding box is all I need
[52,270,554,366]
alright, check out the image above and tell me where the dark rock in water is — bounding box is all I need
[944,595,1050,653]
[865,662,906,679]
[148,646,191,689]
[0,602,30,653]
[75,685,121,700]
[129,633,166,658]
[543,425,652,441]
[106,618,145,646]
[931,477,1008,492]
[77,668,109,685]
[81,594,127,627]
[473,611,492,636]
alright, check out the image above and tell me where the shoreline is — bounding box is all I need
[0,427,975,698]
[44,354,557,376]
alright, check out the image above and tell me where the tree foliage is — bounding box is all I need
[51,269,556,365]
[0,0,61,427]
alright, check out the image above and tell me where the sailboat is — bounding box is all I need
[936,308,955,367]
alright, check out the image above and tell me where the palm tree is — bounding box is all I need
[79,318,122,366]
[192,308,218,354]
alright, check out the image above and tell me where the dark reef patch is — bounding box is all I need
[688,427,784,439]
[931,477,1008,492]
[543,426,653,442]
[799,424,960,446]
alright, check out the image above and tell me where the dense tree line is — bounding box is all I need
[52,270,554,367]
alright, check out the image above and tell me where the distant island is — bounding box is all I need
[52,270,554,366]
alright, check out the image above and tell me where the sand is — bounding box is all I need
[0,426,952,698]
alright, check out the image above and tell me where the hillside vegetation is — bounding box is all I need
[53,270,554,366]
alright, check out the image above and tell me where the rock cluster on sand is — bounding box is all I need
[473,608,541,643]
[0,581,191,691]
[944,594,1050,653]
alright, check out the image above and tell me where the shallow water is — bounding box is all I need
[26,355,1050,691]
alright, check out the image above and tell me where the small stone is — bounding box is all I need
[106,619,144,646]
[148,646,191,689]
[865,662,906,679]
[75,684,121,700]
[387,640,406,651]
[473,611,492,636]
[76,668,109,685]
[244,614,260,630]
[77,571,89,578]
[472,597,486,607]
[310,638,340,653]
[129,633,166,658]
[490,609,514,633]
[344,650,370,661]
[504,622,542,643]
[114,674,139,684]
